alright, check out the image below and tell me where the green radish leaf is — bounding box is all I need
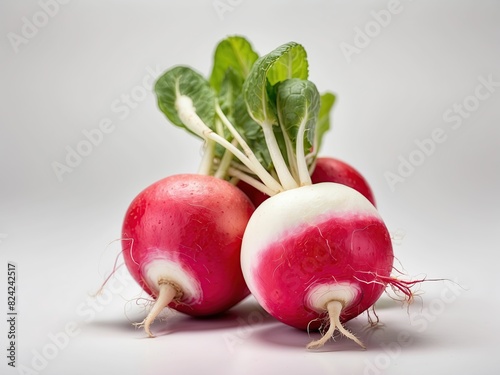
[243,42,309,127]
[267,44,308,86]
[233,94,273,169]
[154,66,216,136]
[209,36,259,93]
[276,78,320,151]
[214,68,244,158]
[315,92,336,153]
[218,68,244,126]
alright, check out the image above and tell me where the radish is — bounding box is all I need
[122,174,254,337]
[235,179,269,208]
[152,37,421,349]
[237,156,376,207]
[240,182,393,349]
[236,42,419,349]
[310,157,376,206]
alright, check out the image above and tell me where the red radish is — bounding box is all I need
[236,180,269,208]
[238,156,376,208]
[121,174,254,337]
[240,182,413,349]
[311,157,376,206]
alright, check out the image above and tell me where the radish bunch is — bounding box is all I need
[120,36,420,348]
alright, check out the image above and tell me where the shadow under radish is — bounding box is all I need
[251,314,439,353]
[91,296,276,337]
[152,297,276,336]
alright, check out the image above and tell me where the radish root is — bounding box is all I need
[134,279,181,338]
[306,300,365,350]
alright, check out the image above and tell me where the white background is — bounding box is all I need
[1,0,499,374]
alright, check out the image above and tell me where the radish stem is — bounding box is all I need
[214,139,237,179]
[295,112,312,186]
[261,121,299,190]
[135,279,180,338]
[227,166,276,196]
[306,300,365,350]
[176,95,283,194]
[198,139,215,175]
[277,109,299,183]
[215,103,283,192]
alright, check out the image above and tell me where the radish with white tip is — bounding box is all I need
[122,174,254,337]
[241,182,395,349]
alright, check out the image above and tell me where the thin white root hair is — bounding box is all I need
[306,300,366,350]
[133,280,179,338]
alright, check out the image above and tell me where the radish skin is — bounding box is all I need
[310,157,376,206]
[241,183,396,348]
[122,174,254,336]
